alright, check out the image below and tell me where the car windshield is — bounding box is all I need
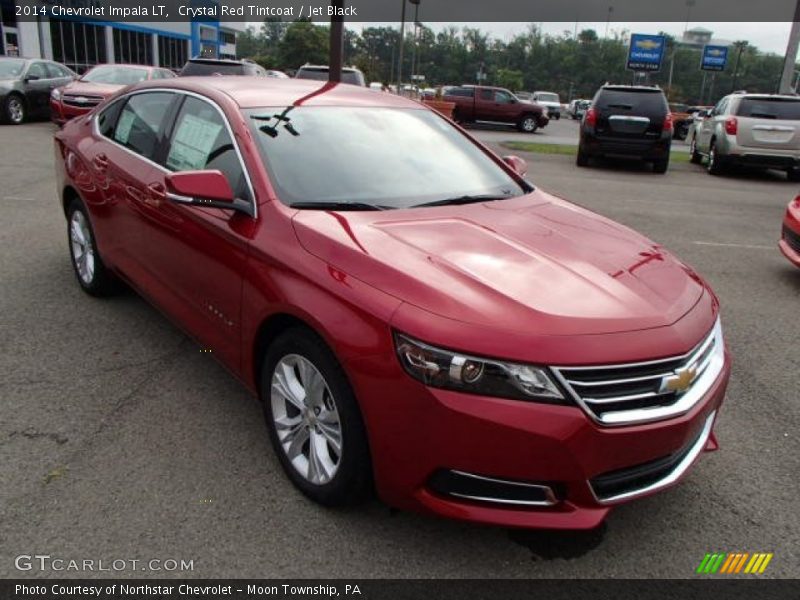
[537,93,559,102]
[0,59,26,79]
[247,106,526,209]
[736,98,800,120]
[81,66,149,85]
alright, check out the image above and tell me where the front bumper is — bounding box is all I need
[346,347,730,529]
[50,98,92,125]
[779,204,800,267]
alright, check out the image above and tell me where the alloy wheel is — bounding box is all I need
[70,211,95,285]
[270,354,342,485]
[522,117,536,132]
[7,97,24,124]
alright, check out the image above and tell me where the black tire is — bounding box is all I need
[3,93,26,125]
[707,139,724,176]
[653,159,669,174]
[517,114,538,133]
[787,168,800,182]
[576,147,590,167]
[66,198,120,296]
[690,135,703,164]
[261,327,372,507]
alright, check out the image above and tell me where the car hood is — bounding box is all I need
[291,191,705,336]
[538,101,561,108]
[60,81,125,96]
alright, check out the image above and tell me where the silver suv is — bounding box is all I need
[690,93,800,180]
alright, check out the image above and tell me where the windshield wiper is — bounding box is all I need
[290,201,389,211]
[413,194,515,208]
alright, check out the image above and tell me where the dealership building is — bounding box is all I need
[0,0,245,72]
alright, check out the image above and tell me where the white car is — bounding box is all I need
[532,91,562,120]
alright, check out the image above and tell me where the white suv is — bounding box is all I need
[690,93,800,180]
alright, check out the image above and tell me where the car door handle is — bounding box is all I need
[92,154,108,172]
[145,182,166,206]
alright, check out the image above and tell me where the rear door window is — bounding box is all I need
[736,98,800,120]
[112,92,176,161]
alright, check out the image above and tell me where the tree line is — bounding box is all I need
[237,20,789,105]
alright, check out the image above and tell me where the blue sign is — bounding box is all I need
[627,34,666,72]
[701,45,729,72]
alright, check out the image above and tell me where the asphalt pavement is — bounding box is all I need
[1,121,798,579]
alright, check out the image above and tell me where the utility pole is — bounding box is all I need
[779,0,800,94]
[731,41,747,93]
[409,0,420,87]
[328,0,344,83]
[396,0,407,94]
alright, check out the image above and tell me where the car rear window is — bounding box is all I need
[296,68,364,86]
[595,89,667,113]
[181,62,244,76]
[736,98,800,120]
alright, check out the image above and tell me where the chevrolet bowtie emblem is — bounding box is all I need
[662,365,698,394]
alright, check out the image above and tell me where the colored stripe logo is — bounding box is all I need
[697,552,773,574]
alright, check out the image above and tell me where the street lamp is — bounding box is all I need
[410,1,422,87]
[396,0,421,94]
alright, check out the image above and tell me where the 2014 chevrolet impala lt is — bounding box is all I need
[54,78,731,529]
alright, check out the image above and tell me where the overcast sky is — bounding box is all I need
[341,22,794,55]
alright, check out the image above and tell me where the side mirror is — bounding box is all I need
[166,170,235,208]
[503,155,528,177]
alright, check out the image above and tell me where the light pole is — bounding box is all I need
[409,0,421,87]
[396,0,406,93]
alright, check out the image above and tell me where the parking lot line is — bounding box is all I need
[692,241,774,250]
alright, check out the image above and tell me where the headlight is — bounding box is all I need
[394,333,566,404]
[51,88,61,100]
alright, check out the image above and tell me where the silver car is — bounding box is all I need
[690,93,800,180]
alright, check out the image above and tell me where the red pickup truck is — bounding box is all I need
[443,85,549,133]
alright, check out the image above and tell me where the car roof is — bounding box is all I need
[730,93,800,100]
[87,63,155,70]
[131,77,421,109]
[601,85,663,92]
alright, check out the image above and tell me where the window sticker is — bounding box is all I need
[114,109,136,145]
[167,114,223,171]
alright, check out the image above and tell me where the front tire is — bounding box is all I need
[517,114,538,133]
[787,168,800,182]
[67,198,119,296]
[261,328,372,507]
[3,94,25,125]
[690,135,703,164]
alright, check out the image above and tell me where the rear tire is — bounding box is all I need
[787,168,800,182]
[517,114,538,133]
[261,327,372,507]
[653,159,669,174]
[690,135,703,164]
[576,147,590,167]
[66,198,120,297]
[707,139,724,176]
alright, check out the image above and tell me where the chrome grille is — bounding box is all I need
[552,319,724,426]
[62,95,104,107]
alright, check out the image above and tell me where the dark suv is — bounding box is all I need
[179,58,267,77]
[577,85,673,173]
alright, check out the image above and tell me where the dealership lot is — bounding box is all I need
[1,121,798,578]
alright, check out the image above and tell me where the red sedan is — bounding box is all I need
[54,78,731,529]
[780,194,800,268]
[50,64,175,125]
